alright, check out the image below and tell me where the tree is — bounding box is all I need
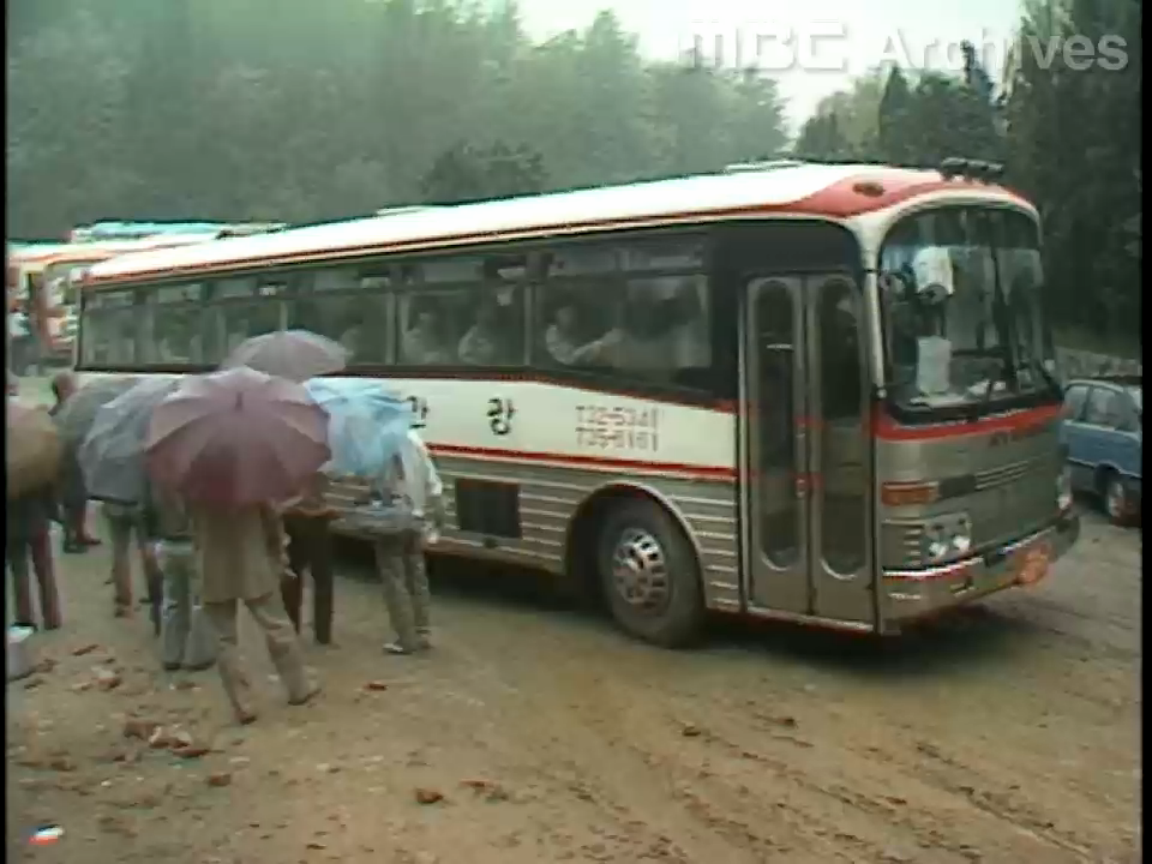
[420,142,547,205]
[793,112,853,160]
[877,66,914,164]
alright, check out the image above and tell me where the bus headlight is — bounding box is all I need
[921,513,973,563]
[1057,465,1073,512]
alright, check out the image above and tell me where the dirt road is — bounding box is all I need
[7,509,1140,864]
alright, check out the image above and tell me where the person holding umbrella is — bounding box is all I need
[7,402,64,630]
[373,427,444,655]
[49,372,101,553]
[146,367,327,723]
[279,471,338,646]
[141,476,217,672]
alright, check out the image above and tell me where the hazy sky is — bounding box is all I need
[510,0,1025,129]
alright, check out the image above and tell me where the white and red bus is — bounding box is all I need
[77,161,1079,646]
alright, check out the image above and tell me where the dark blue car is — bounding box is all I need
[1061,375,1142,525]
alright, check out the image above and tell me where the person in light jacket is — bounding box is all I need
[194,501,320,724]
[373,429,443,655]
[141,480,216,672]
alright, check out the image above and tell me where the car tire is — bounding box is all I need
[1102,471,1131,526]
[596,499,705,648]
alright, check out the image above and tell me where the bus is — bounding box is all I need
[9,233,258,364]
[77,160,1081,647]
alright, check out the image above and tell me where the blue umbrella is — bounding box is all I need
[304,378,412,480]
[80,377,181,504]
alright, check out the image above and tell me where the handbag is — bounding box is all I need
[338,498,418,538]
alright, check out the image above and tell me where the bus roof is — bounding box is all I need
[70,221,287,242]
[10,234,233,275]
[85,164,1031,286]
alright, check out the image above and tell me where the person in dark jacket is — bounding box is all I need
[49,372,101,553]
[7,485,62,629]
[279,472,338,645]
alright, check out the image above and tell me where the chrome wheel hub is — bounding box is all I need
[611,528,670,612]
[1106,480,1125,519]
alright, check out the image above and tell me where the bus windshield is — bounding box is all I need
[879,205,1059,416]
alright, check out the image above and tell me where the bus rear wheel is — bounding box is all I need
[596,499,705,648]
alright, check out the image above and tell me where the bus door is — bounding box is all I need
[742,274,875,625]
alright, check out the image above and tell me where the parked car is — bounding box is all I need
[1060,375,1142,525]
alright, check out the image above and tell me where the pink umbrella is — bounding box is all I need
[146,367,331,507]
[221,329,348,382]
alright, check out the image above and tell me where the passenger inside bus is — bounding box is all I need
[153,315,199,363]
[543,298,615,366]
[458,295,514,365]
[402,303,454,365]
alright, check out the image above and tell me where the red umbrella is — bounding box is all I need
[145,367,331,507]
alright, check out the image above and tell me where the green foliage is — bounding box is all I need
[789,0,1139,345]
[421,141,546,204]
[6,0,787,233]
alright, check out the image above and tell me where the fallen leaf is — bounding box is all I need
[363,680,389,692]
[49,755,77,772]
[414,787,444,805]
[95,668,122,691]
[123,718,160,740]
[461,778,509,801]
[206,772,232,788]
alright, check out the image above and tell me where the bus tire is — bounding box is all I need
[596,499,705,648]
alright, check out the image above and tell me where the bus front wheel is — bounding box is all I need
[596,499,705,648]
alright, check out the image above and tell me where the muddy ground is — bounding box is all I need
[6,492,1140,864]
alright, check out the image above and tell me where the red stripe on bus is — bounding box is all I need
[428,443,737,480]
[873,403,1062,441]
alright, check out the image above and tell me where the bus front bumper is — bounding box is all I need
[880,509,1081,627]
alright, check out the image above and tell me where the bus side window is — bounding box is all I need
[534,242,622,370]
[457,286,525,366]
[292,267,389,364]
[204,277,282,362]
[397,253,527,367]
[143,282,206,365]
[534,236,711,387]
[397,292,464,366]
[81,290,139,366]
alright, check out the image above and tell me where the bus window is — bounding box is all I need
[535,271,711,386]
[291,267,389,364]
[456,287,524,366]
[80,290,140,366]
[398,293,460,365]
[142,282,206,364]
[397,254,527,367]
[204,277,285,361]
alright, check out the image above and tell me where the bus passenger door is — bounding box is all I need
[743,275,874,625]
[743,276,810,614]
[804,275,873,624]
